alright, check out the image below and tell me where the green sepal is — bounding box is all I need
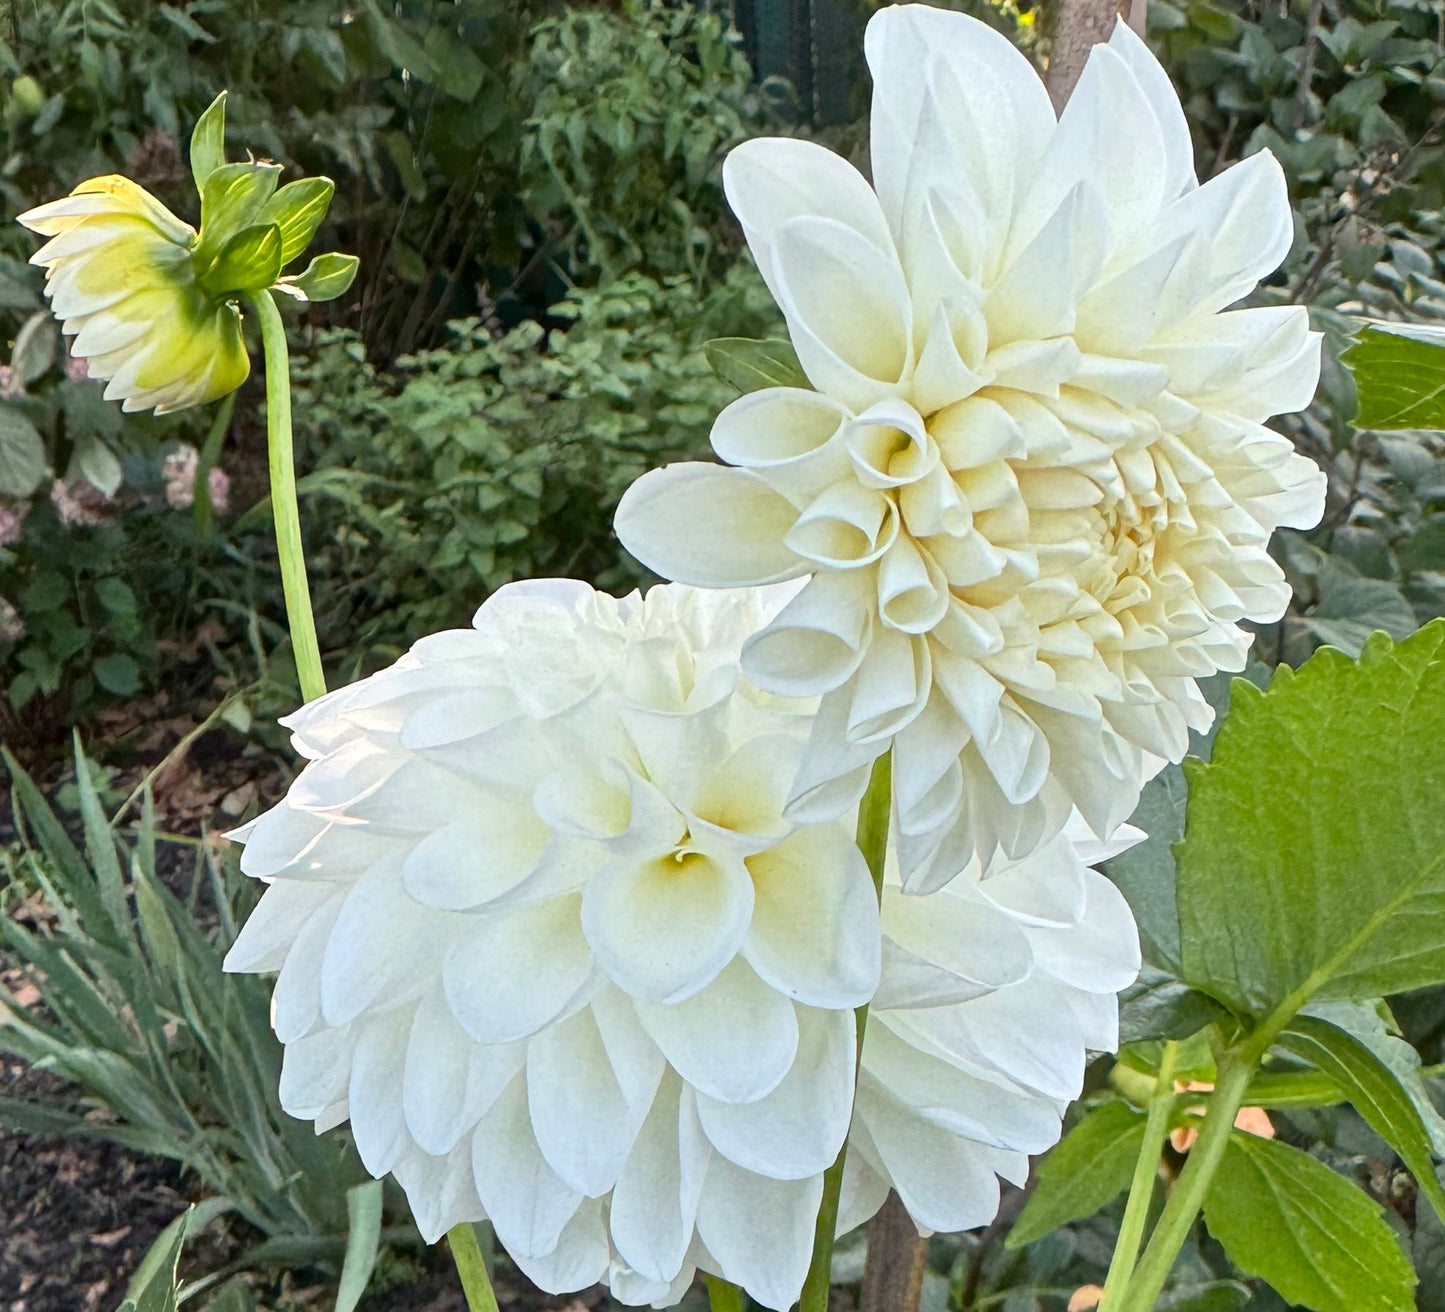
[198,223,284,298]
[189,91,228,193]
[258,177,336,266]
[194,160,282,274]
[280,251,360,303]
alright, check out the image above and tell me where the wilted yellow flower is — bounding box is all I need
[18,176,249,415]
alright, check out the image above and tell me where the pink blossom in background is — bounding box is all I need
[0,597,24,644]
[0,364,21,401]
[0,500,25,546]
[66,353,90,382]
[208,465,231,515]
[163,444,200,509]
[50,479,108,527]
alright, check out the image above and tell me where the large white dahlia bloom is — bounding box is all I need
[615,5,1325,892]
[225,579,1141,1307]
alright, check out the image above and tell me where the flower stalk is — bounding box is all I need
[800,751,892,1312]
[1111,1048,1256,1312]
[1099,1041,1178,1310]
[247,289,326,703]
[706,1274,748,1312]
[447,1222,501,1312]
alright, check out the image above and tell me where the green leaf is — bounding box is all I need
[1343,323,1445,430]
[704,337,808,393]
[1278,1014,1445,1222]
[1203,1132,1415,1312]
[1105,668,1257,978]
[69,432,122,498]
[94,577,138,617]
[1159,1283,1250,1312]
[199,223,284,298]
[257,178,335,266]
[1117,968,1229,1045]
[196,162,282,271]
[1007,1101,1145,1247]
[117,1206,190,1312]
[1177,624,1445,1020]
[11,309,56,383]
[335,1180,383,1312]
[0,405,46,497]
[189,91,228,192]
[1301,561,1418,656]
[93,652,141,695]
[281,252,360,304]
[203,1279,255,1312]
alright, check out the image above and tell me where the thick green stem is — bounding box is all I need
[799,751,892,1312]
[1114,1050,1256,1312]
[707,1274,748,1312]
[447,1223,501,1312]
[1100,1042,1178,1311]
[247,290,326,704]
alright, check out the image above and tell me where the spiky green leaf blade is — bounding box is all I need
[257,178,335,266]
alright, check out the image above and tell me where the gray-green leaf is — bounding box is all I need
[1203,1132,1415,1312]
[0,405,46,497]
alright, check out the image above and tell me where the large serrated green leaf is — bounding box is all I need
[1006,1101,1145,1248]
[1343,322,1445,430]
[1177,623,1445,1020]
[1203,1132,1415,1312]
[1278,1014,1445,1222]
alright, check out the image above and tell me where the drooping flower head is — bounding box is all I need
[19,176,249,414]
[225,578,1142,1307]
[616,6,1325,892]
[17,92,356,415]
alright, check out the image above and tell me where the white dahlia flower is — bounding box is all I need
[225,578,1142,1307]
[615,4,1325,892]
[226,579,880,1309]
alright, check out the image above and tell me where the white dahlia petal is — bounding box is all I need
[228,580,881,1307]
[844,819,1142,1240]
[614,4,1323,882]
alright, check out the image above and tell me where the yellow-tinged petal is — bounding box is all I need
[18,174,246,414]
[18,175,195,244]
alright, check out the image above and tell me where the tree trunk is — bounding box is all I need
[1044,0,1130,110]
[858,1192,928,1312]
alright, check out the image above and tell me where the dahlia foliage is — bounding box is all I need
[617,5,1325,892]
[227,581,1139,1307]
